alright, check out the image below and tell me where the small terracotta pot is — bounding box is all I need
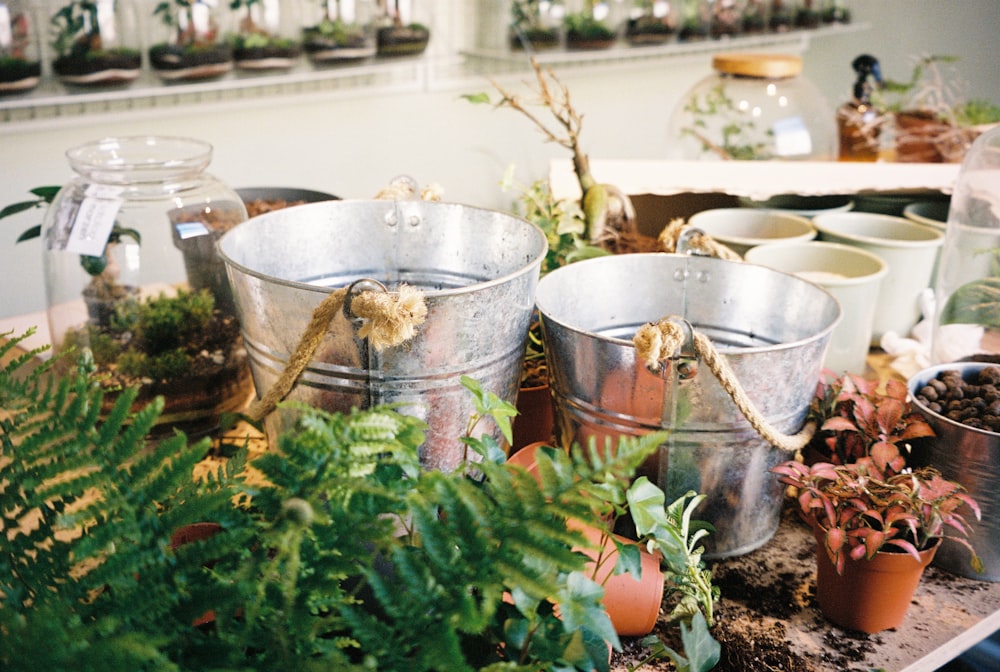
[507,443,665,636]
[572,519,665,636]
[813,528,938,633]
[513,383,555,451]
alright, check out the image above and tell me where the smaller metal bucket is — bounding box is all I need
[218,200,546,471]
[535,252,840,558]
[909,363,1000,581]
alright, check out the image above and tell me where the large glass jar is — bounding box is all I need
[0,0,42,94]
[41,136,252,436]
[48,0,142,87]
[301,0,376,65]
[667,53,837,161]
[931,126,1000,364]
[149,0,234,81]
[228,0,302,71]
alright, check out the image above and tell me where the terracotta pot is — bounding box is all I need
[813,528,938,633]
[513,384,555,450]
[507,443,665,636]
[572,519,665,636]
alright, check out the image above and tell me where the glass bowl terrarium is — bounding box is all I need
[149,0,234,81]
[48,0,142,87]
[667,53,837,161]
[40,136,252,437]
[0,0,42,94]
[301,0,376,65]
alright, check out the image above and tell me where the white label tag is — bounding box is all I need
[65,195,123,257]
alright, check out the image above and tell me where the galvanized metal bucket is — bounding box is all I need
[535,251,840,558]
[218,199,546,471]
[909,363,1000,581]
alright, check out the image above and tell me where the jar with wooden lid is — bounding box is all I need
[667,52,837,161]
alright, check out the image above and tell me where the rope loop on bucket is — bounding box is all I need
[633,318,816,454]
[658,219,743,261]
[246,283,428,423]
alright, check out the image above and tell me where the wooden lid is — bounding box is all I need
[712,53,803,79]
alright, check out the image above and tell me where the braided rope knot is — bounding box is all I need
[247,284,427,422]
[633,318,816,453]
[657,218,743,261]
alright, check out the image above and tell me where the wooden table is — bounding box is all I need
[4,314,999,672]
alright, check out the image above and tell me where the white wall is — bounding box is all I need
[2,0,999,320]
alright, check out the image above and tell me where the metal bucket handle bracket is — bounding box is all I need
[633,316,816,454]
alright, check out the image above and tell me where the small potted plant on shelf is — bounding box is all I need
[624,1,676,46]
[0,340,721,671]
[375,0,430,57]
[49,0,142,87]
[149,0,234,81]
[227,0,301,71]
[563,2,616,50]
[301,0,376,65]
[772,452,982,633]
[0,3,42,94]
[509,0,561,51]
[804,370,936,472]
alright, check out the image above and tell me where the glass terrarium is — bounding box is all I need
[228,0,302,71]
[667,53,837,161]
[624,0,675,46]
[48,0,142,87]
[509,0,565,51]
[149,0,234,81]
[710,0,743,39]
[375,0,430,57]
[676,0,709,41]
[41,136,252,436]
[0,0,42,94]
[931,126,1000,364]
[562,0,616,50]
[301,0,376,65]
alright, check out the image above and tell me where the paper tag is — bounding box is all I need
[64,191,124,257]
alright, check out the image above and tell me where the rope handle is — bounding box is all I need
[246,282,427,423]
[633,318,816,453]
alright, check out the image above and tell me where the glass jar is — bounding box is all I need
[301,0,376,65]
[375,0,430,57]
[149,0,234,81]
[48,0,142,87]
[41,136,251,436]
[624,1,675,46]
[931,126,1000,364]
[768,0,793,31]
[228,0,301,71]
[509,0,564,51]
[741,0,767,34]
[0,0,42,94]
[667,53,837,161]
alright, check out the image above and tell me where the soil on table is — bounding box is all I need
[609,503,987,672]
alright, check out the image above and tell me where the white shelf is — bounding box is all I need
[0,22,868,132]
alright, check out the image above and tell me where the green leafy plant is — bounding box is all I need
[806,370,935,476]
[679,80,772,160]
[939,246,1000,329]
[1,185,141,311]
[772,458,982,576]
[510,0,560,48]
[49,0,139,61]
[0,330,720,671]
[564,11,615,43]
[153,0,222,48]
[227,0,299,53]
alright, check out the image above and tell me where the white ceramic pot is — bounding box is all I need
[745,241,887,375]
[687,208,816,256]
[812,212,943,343]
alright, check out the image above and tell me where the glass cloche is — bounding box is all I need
[931,125,1000,364]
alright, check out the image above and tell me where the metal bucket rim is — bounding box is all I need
[217,199,548,298]
[535,252,841,355]
[908,362,1000,438]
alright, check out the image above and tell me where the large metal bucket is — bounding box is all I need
[535,252,840,558]
[909,363,1000,581]
[218,199,546,471]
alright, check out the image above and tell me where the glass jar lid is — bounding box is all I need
[712,53,803,79]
